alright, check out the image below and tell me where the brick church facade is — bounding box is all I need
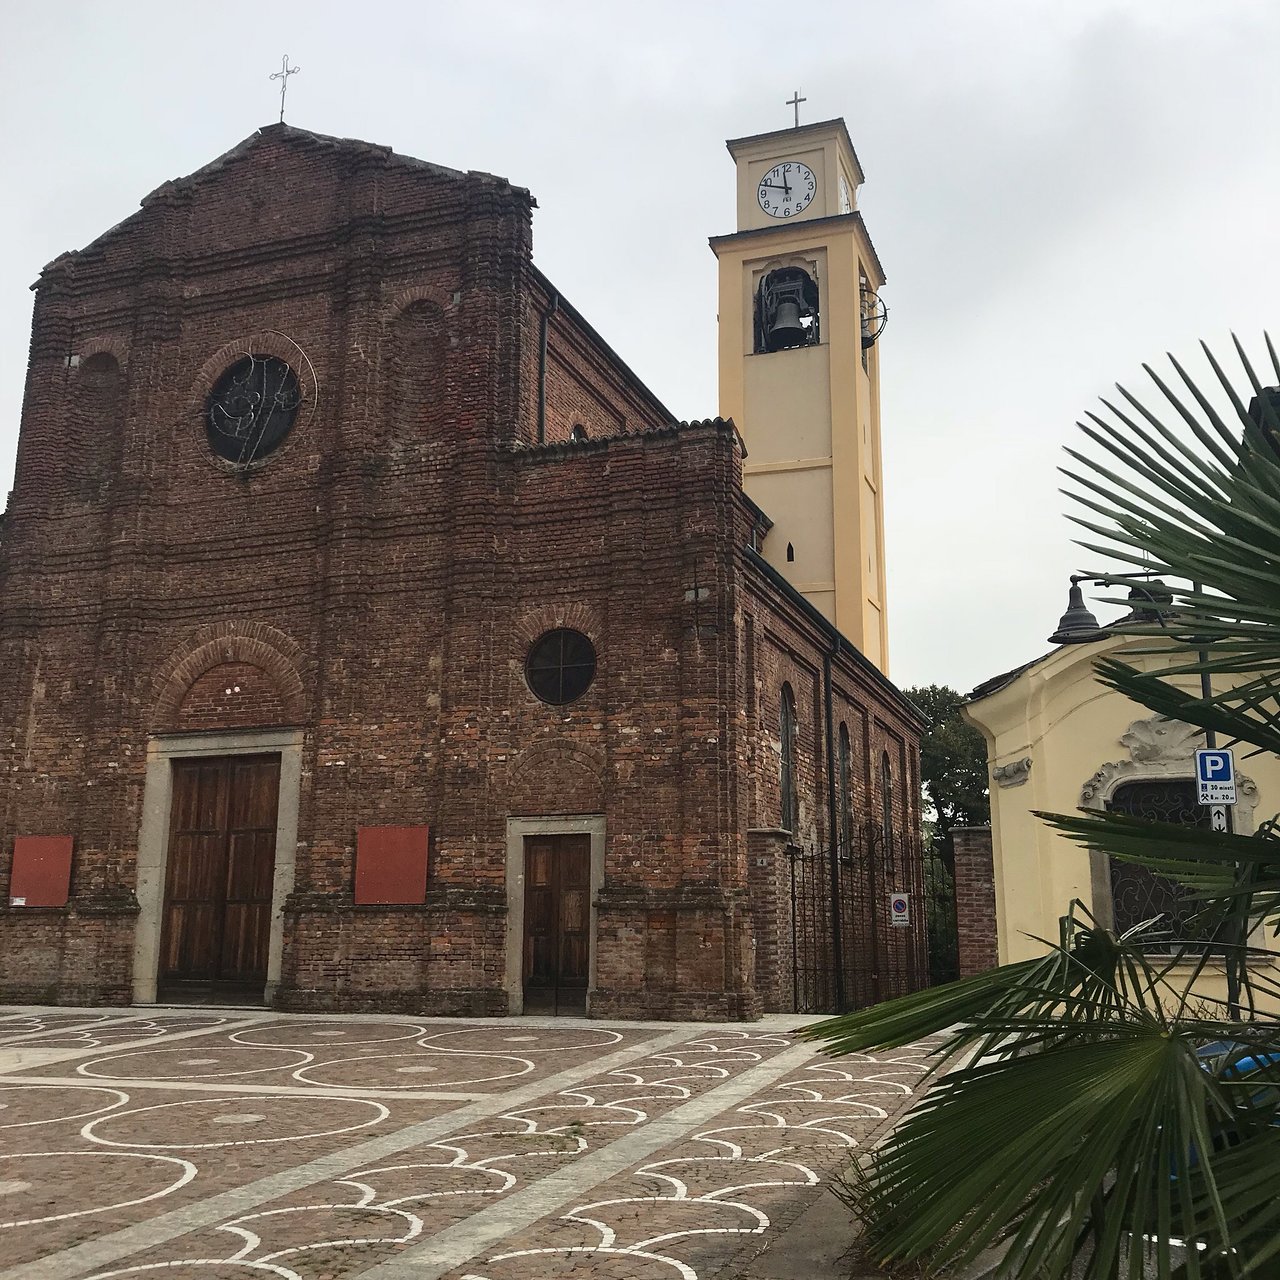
[0,124,926,1018]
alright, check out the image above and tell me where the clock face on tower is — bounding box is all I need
[757,162,817,218]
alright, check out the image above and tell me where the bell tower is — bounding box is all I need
[711,117,890,671]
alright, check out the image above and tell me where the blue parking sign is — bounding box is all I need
[1195,749,1236,805]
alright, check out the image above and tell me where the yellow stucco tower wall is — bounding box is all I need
[711,118,890,670]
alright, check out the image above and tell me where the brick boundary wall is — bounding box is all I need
[952,825,998,976]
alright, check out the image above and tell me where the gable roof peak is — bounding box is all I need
[139,122,506,209]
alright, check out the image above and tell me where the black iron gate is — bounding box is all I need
[787,820,927,1013]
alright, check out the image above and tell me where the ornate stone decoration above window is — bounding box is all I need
[992,757,1032,788]
[1080,713,1259,831]
[1119,715,1204,764]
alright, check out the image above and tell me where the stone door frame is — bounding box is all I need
[132,727,304,1004]
[504,814,605,1015]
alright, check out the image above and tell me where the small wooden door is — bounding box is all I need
[523,834,591,1013]
[160,755,280,999]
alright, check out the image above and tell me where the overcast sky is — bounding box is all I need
[2,0,1277,695]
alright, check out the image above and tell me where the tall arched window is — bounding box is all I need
[881,751,894,856]
[838,724,853,860]
[780,684,797,832]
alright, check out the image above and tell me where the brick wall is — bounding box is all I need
[953,825,998,976]
[175,662,285,731]
[740,551,929,1010]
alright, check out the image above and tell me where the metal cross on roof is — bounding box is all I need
[270,55,301,124]
[787,89,806,129]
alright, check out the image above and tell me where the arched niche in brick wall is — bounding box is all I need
[152,622,307,733]
[387,295,449,442]
[67,351,127,499]
[507,741,606,815]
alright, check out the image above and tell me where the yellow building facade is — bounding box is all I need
[964,626,1280,1006]
[711,118,890,670]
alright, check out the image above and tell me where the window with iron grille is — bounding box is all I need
[206,355,301,466]
[780,684,797,832]
[525,629,596,705]
[1106,778,1211,944]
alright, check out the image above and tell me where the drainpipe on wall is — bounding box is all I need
[536,291,559,444]
[823,641,847,1011]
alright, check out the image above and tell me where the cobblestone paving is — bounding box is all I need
[0,1006,934,1280]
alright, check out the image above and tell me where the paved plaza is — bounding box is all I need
[0,1006,934,1279]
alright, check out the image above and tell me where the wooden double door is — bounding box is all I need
[159,754,281,1001]
[522,834,591,1014]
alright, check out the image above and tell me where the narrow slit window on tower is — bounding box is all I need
[569,423,588,443]
[786,543,795,562]
[754,266,819,354]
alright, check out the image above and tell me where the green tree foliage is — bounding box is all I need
[806,337,1280,1278]
[906,684,991,867]
[906,684,990,984]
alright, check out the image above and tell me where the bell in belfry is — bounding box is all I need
[756,266,819,353]
[769,298,806,348]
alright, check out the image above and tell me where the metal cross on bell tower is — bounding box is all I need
[270,55,301,123]
[786,89,807,128]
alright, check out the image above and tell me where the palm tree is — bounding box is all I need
[805,337,1280,1278]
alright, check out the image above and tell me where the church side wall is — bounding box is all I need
[523,275,676,446]
[739,562,927,1012]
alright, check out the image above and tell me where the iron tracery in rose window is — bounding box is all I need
[206,354,303,467]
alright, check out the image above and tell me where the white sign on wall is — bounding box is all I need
[889,893,910,928]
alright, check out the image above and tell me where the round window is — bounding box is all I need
[526,628,596,705]
[206,355,302,465]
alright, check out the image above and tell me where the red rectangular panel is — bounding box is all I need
[9,836,74,908]
[355,826,429,905]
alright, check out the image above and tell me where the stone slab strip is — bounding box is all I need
[350,1039,820,1279]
